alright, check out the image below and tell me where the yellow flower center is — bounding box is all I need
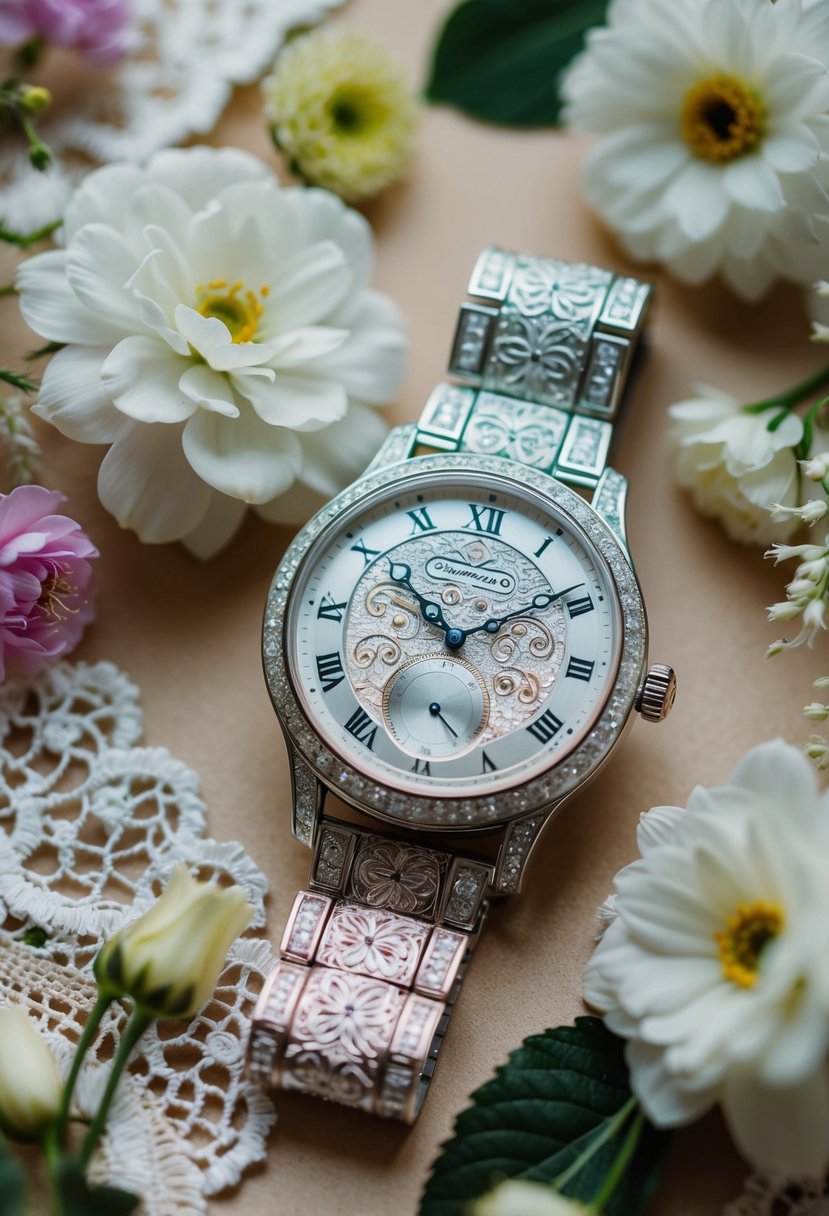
[195,279,270,344]
[328,84,388,136]
[681,75,765,162]
[37,569,77,621]
[714,900,783,988]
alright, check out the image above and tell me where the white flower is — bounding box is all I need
[561,0,829,300]
[802,450,829,482]
[17,146,407,558]
[766,534,829,649]
[668,386,802,544]
[584,739,829,1177]
[94,865,253,1017]
[0,1006,62,1140]
[472,1181,589,1216]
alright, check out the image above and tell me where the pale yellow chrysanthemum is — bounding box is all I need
[263,27,418,202]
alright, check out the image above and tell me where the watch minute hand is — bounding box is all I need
[460,582,586,641]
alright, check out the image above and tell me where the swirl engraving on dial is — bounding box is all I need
[344,532,565,744]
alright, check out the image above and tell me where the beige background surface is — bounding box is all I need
[2,1,826,1212]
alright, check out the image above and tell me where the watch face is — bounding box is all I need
[265,454,646,830]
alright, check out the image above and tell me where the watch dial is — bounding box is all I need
[285,470,622,801]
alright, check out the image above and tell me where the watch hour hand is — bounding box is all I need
[460,582,586,641]
[388,560,451,633]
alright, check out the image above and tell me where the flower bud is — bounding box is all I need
[19,86,51,115]
[803,702,829,721]
[814,676,829,690]
[806,736,829,768]
[473,1181,590,1216]
[802,500,828,524]
[802,453,829,481]
[28,143,52,171]
[94,866,253,1018]
[767,600,803,622]
[0,1007,62,1140]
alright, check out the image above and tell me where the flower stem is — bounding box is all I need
[0,369,36,393]
[56,993,112,1139]
[743,363,829,414]
[79,1007,151,1168]
[590,1108,646,1213]
[0,218,61,248]
[42,1123,64,1216]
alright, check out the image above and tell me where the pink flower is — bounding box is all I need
[0,0,132,66]
[0,486,98,682]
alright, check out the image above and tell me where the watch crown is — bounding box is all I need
[636,664,676,723]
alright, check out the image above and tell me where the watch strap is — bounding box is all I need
[248,820,490,1122]
[414,247,651,489]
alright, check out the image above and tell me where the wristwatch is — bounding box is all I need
[248,248,675,1123]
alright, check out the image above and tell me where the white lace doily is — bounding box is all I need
[0,659,277,1213]
[0,0,346,230]
[725,1174,829,1216]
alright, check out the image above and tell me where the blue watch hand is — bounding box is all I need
[458,582,586,642]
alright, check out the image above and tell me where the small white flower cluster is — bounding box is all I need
[766,537,829,653]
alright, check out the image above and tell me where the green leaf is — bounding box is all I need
[420,1017,671,1216]
[425,0,609,128]
[0,1138,27,1216]
[54,1158,140,1216]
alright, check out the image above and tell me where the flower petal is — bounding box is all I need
[317,290,407,403]
[101,337,196,424]
[233,370,347,430]
[144,146,269,212]
[97,422,212,543]
[65,223,144,333]
[182,405,302,503]
[180,493,248,561]
[722,1068,829,1177]
[34,346,131,444]
[16,251,125,346]
[264,240,352,332]
[722,157,785,212]
[179,365,240,419]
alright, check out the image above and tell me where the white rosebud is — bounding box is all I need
[0,1007,62,1140]
[94,866,253,1018]
[472,1180,590,1216]
[802,453,829,481]
[804,703,829,721]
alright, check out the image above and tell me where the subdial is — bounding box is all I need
[382,656,490,759]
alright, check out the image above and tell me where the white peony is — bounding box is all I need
[561,0,829,300]
[17,146,407,558]
[584,739,829,1178]
[668,386,803,544]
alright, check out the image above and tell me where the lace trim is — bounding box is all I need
[0,659,277,1206]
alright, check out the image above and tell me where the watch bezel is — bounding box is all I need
[263,451,647,832]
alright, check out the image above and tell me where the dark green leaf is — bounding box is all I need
[420,1017,670,1216]
[54,1158,140,1216]
[425,0,609,128]
[0,1138,27,1216]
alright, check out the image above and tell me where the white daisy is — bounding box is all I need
[561,0,829,300]
[668,385,803,544]
[584,739,829,1177]
[17,146,407,558]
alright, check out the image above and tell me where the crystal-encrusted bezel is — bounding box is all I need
[262,451,647,832]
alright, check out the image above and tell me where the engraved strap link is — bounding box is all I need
[413,247,652,489]
[248,821,491,1122]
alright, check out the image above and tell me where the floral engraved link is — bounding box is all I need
[291,967,403,1061]
[317,904,428,985]
[350,840,442,916]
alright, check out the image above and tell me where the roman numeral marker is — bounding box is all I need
[317,593,347,622]
[344,706,378,750]
[565,656,595,682]
[464,504,505,536]
[351,540,382,567]
[316,651,345,693]
[407,506,435,534]
[566,594,595,619]
[481,751,497,773]
[534,536,555,559]
[526,709,564,744]
[411,758,431,775]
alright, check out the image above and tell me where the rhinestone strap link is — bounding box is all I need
[247,821,489,1122]
[415,247,651,489]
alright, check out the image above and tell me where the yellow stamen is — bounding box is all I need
[681,75,765,163]
[714,900,783,988]
[38,571,79,622]
[260,284,270,297]
[194,279,271,344]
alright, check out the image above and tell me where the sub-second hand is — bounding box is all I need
[428,701,458,738]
